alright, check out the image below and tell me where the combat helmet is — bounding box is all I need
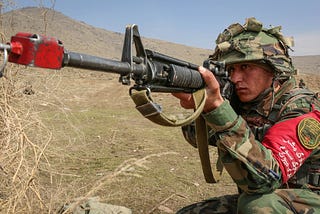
[210,17,296,80]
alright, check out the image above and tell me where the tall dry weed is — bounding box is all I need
[0,1,55,213]
[0,65,53,213]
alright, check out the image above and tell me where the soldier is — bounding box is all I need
[173,17,320,213]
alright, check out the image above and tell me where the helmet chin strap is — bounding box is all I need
[269,78,277,115]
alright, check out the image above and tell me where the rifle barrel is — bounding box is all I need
[63,51,145,76]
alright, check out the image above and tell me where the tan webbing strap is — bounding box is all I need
[194,108,223,183]
[130,89,207,127]
[130,88,222,183]
[195,115,215,182]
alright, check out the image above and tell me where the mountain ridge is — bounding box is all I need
[2,7,211,64]
[2,7,320,75]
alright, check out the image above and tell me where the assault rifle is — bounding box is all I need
[0,25,231,183]
[0,25,230,94]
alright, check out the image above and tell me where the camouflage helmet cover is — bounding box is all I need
[211,17,296,78]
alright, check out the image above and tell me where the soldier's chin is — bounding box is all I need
[237,93,254,103]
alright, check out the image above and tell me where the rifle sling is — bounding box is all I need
[130,89,222,183]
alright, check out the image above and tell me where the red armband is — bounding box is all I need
[262,110,320,183]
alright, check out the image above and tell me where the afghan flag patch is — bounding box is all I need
[297,117,320,149]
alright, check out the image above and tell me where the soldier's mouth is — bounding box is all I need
[236,87,248,93]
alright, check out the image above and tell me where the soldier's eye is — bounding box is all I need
[227,67,234,74]
[240,64,249,70]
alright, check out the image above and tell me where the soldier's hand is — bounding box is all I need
[172,66,224,113]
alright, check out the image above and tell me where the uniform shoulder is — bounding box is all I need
[278,86,320,120]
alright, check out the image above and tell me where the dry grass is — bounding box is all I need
[0,2,55,212]
[0,65,51,213]
[59,152,178,214]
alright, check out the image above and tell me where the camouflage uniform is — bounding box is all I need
[177,18,320,214]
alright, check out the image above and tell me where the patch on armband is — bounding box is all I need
[297,117,320,149]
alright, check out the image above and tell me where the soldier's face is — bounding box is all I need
[228,63,274,102]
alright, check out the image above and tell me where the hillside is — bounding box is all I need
[0,7,319,214]
[2,7,211,64]
[3,7,320,73]
[2,7,319,92]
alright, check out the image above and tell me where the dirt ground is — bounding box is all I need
[10,67,235,213]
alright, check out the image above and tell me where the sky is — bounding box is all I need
[4,0,320,56]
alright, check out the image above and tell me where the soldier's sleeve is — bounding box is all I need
[261,110,319,183]
[203,100,282,194]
